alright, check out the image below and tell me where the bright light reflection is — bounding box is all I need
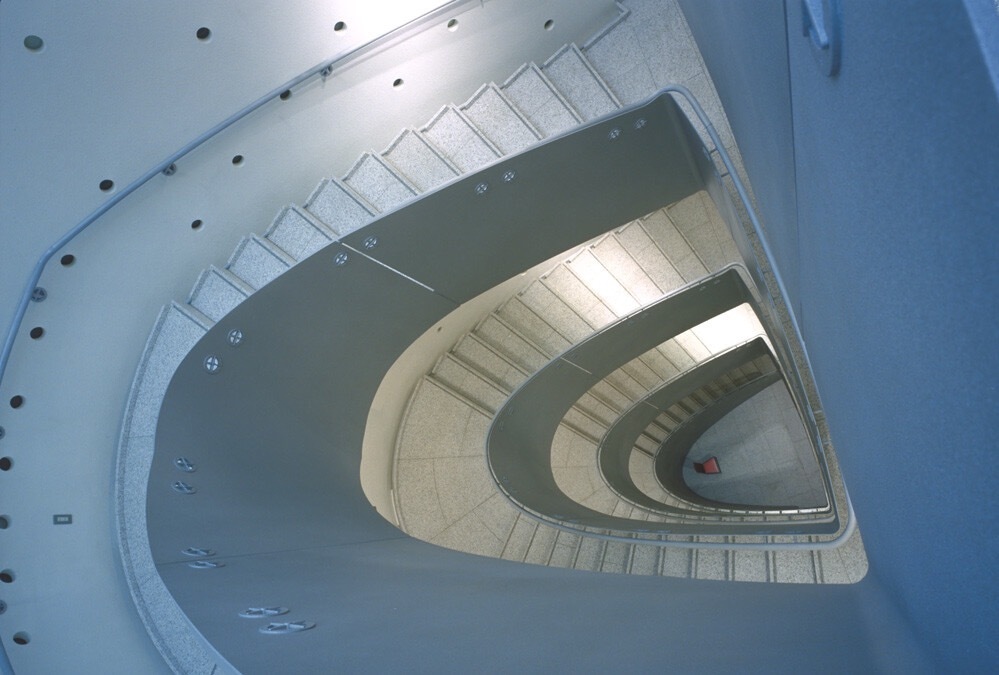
[689,303,764,353]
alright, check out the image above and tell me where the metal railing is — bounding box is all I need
[483,85,855,549]
[0,0,480,389]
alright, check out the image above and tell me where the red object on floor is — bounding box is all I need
[693,457,721,474]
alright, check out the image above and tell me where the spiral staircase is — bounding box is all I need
[1,0,996,673]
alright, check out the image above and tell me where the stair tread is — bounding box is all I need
[542,44,620,121]
[343,152,418,213]
[305,178,376,236]
[461,83,541,155]
[382,129,459,192]
[265,206,335,261]
[501,63,582,137]
[421,105,500,173]
[187,266,251,323]
[227,234,292,290]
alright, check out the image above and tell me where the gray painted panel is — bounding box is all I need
[489,268,832,535]
[341,94,703,304]
[599,338,773,511]
[655,372,782,506]
[148,242,457,563]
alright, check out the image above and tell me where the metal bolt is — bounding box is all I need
[502,170,516,183]
[162,163,177,176]
[260,621,316,635]
[320,65,333,78]
[474,182,489,195]
[182,547,215,557]
[633,118,647,130]
[30,287,47,302]
[203,355,221,373]
[227,329,244,347]
[333,251,349,266]
[188,560,224,569]
[0,426,5,439]
[362,235,379,250]
[607,127,622,141]
[172,481,196,494]
[240,607,290,619]
[174,457,196,473]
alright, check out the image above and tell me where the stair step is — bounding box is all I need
[547,531,583,568]
[430,355,507,413]
[460,83,541,155]
[541,44,620,121]
[452,334,529,392]
[264,206,336,261]
[501,63,582,138]
[660,547,694,578]
[304,177,376,236]
[502,515,540,561]
[523,525,559,565]
[590,235,663,305]
[421,105,501,172]
[343,152,418,213]
[473,314,551,372]
[693,544,730,581]
[382,129,460,193]
[639,210,708,283]
[600,540,633,573]
[564,248,640,317]
[187,266,252,322]
[540,265,617,329]
[581,3,657,107]
[495,296,574,357]
[516,280,595,343]
[573,536,606,571]
[614,219,687,294]
[628,542,660,575]
[226,234,293,290]
[733,549,771,583]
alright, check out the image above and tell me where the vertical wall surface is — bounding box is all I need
[680,0,999,670]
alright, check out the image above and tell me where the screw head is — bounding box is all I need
[203,355,221,373]
[172,481,196,494]
[182,547,215,557]
[502,170,516,183]
[30,287,47,302]
[240,606,290,619]
[260,621,316,635]
[608,127,622,141]
[162,163,177,176]
[333,251,349,266]
[174,457,196,473]
[633,118,647,130]
[474,182,489,195]
[188,560,224,569]
[227,329,244,347]
[0,426,5,439]
[362,235,379,250]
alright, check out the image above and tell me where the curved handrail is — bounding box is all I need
[0,0,479,388]
[484,85,855,548]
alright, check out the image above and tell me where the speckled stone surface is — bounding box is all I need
[461,83,541,154]
[501,63,582,138]
[227,234,292,290]
[124,303,210,438]
[343,152,417,213]
[304,178,375,236]
[187,266,251,323]
[265,206,335,261]
[542,44,620,120]
[421,105,500,172]
[382,129,459,192]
